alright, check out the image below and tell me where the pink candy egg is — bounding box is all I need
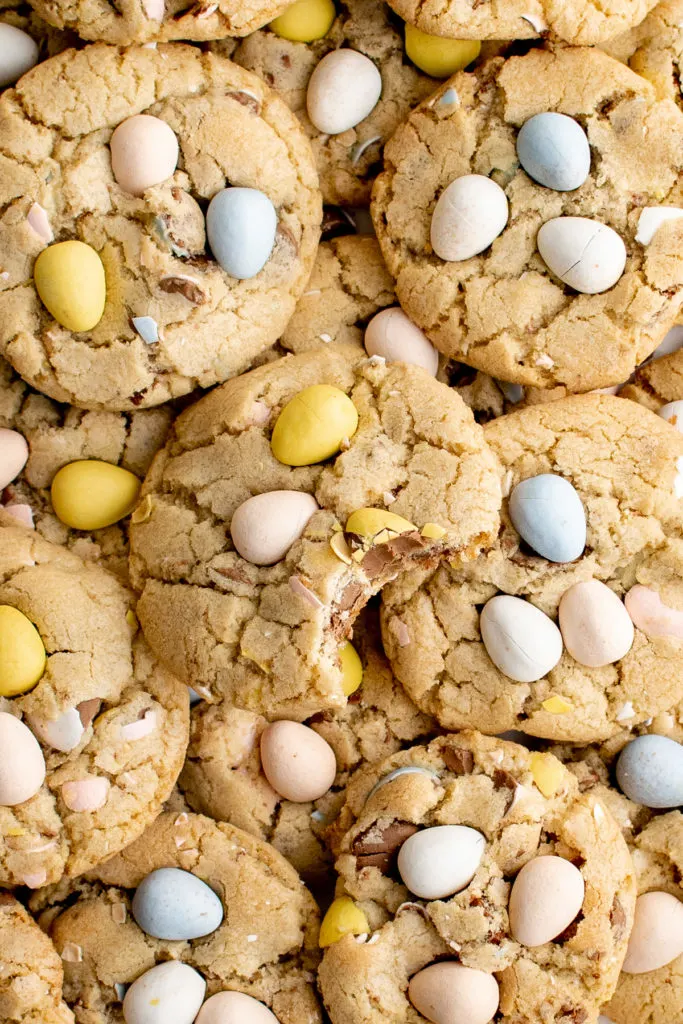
[110,114,179,197]
[260,721,336,802]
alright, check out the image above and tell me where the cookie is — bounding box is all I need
[0,1,77,85]
[372,46,683,393]
[229,0,438,206]
[36,810,321,1024]
[386,0,659,44]
[129,344,501,719]
[0,523,189,887]
[178,603,435,883]
[318,732,636,1024]
[0,893,73,1023]
[624,0,683,107]
[381,394,683,742]
[621,346,683,414]
[0,43,321,411]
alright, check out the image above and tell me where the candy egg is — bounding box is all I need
[508,473,586,562]
[0,605,46,697]
[306,49,382,134]
[625,584,683,639]
[122,962,206,1024]
[659,400,683,433]
[0,23,39,87]
[431,175,508,262]
[339,640,362,696]
[269,0,336,41]
[34,241,106,332]
[345,507,416,540]
[271,384,358,466]
[397,825,485,900]
[206,187,277,280]
[408,962,500,1024]
[404,25,480,79]
[260,721,337,801]
[516,113,590,192]
[196,991,279,1024]
[364,308,439,376]
[230,490,318,565]
[110,115,179,197]
[0,428,28,491]
[480,595,563,683]
[319,896,369,947]
[509,855,585,946]
[621,891,683,974]
[559,579,634,667]
[615,735,683,808]
[27,707,85,753]
[51,460,141,530]
[0,712,46,806]
[537,217,626,294]
[132,867,224,940]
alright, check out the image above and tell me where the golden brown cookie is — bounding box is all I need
[0,894,73,1023]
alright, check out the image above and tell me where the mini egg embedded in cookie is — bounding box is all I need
[397,824,485,899]
[408,962,500,1024]
[559,579,634,667]
[508,473,586,562]
[230,490,318,565]
[33,240,106,332]
[537,217,626,294]
[430,175,508,262]
[110,114,179,197]
[516,113,591,192]
[196,991,280,1024]
[260,720,337,801]
[122,961,206,1024]
[206,187,277,280]
[270,383,359,465]
[621,891,683,974]
[269,0,336,41]
[509,855,585,946]
[132,867,224,940]
[364,307,439,375]
[306,49,382,134]
[0,711,46,806]
[0,605,46,697]
[479,595,563,683]
[0,23,38,88]
[51,460,141,530]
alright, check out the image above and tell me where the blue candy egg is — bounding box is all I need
[517,112,590,192]
[616,735,683,809]
[509,473,586,562]
[206,187,277,280]
[132,867,224,940]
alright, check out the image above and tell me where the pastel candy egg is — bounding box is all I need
[230,490,318,565]
[0,23,38,88]
[306,49,382,134]
[516,113,590,192]
[431,175,508,262]
[132,867,224,940]
[480,595,563,683]
[339,640,362,696]
[319,896,369,947]
[559,579,634,667]
[364,307,439,376]
[271,384,358,466]
[404,25,480,78]
[27,707,85,753]
[0,711,46,805]
[34,241,106,332]
[206,187,277,280]
[625,584,683,639]
[270,0,336,41]
[615,735,683,808]
[659,400,683,433]
[51,460,141,530]
[196,992,278,1024]
[260,721,337,801]
[537,217,626,294]
[0,428,28,490]
[622,891,683,974]
[397,824,485,899]
[509,855,585,946]
[123,962,206,1024]
[408,962,500,1024]
[508,473,586,562]
[368,765,441,800]
[0,605,46,697]
[110,115,179,197]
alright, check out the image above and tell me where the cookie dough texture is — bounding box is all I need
[0,44,321,410]
[372,46,683,393]
[0,894,73,1024]
[621,347,683,409]
[41,811,321,1024]
[320,732,636,1024]
[381,394,683,742]
[129,345,502,719]
[0,525,189,887]
[0,1,76,64]
[231,0,438,206]
[387,0,659,44]
[618,0,683,107]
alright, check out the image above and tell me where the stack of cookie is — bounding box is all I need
[0,1,682,1023]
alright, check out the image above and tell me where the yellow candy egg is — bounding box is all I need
[34,241,106,332]
[319,897,369,947]
[345,507,416,541]
[339,640,362,696]
[405,24,480,78]
[51,460,141,530]
[0,605,46,698]
[270,0,336,42]
[271,385,358,466]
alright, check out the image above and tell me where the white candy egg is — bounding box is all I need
[509,855,585,947]
[364,308,439,376]
[195,991,279,1024]
[0,428,29,490]
[260,721,336,802]
[110,115,179,197]
[409,962,500,1024]
[622,891,683,974]
[480,595,563,683]
[230,490,318,565]
[0,712,46,806]
[122,962,206,1024]
[430,175,508,262]
[537,217,626,294]
[397,824,485,900]
[27,707,84,752]
[0,23,39,88]
[306,49,382,134]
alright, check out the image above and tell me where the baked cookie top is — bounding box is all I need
[319,732,636,1024]
[621,345,683,411]
[372,46,683,393]
[381,394,683,742]
[0,43,321,410]
[129,344,501,720]
[0,894,73,1024]
[0,524,189,887]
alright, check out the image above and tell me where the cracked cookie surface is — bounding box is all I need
[381,394,683,742]
[372,46,683,393]
[621,346,683,409]
[0,894,73,1024]
[0,43,321,410]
